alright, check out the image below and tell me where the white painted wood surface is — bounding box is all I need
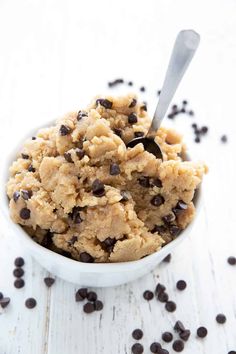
[0,0,236,353]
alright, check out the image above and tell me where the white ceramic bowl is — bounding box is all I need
[0,122,202,287]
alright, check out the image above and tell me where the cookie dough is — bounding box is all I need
[6,95,207,263]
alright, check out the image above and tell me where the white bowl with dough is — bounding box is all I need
[0,123,202,287]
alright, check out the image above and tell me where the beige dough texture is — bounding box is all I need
[6,94,207,263]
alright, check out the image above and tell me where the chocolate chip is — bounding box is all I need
[151,225,167,234]
[162,254,171,263]
[180,108,186,113]
[83,302,95,313]
[176,280,187,291]
[176,200,187,210]
[13,191,20,202]
[0,292,3,300]
[201,126,208,134]
[79,252,94,263]
[140,103,147,111]
[192,123,197,129]
[69,206,84,224]
[28,165,36,172]
[157,292,169,303]
[21,153,29,159]
[150,342,161,353]
[77,111,88,121]
[96,98,113,109]
[132,329,143,340]
[157,90,161,96]
[216,313,226,324]
[169,225,181,237]
[128,81,133,86]
[162,213,176,224]
[174,321,186,333]
[20,208,31,220]
[108,79,124,87]
[228,351,236,354]
[94,300,103,311]
[189,110,194,116]
[75,288,88,302]
[102,237,116,252]
[159,349,169,354]
[134,131,144,137]
[221,135,227,143]
[14,257,25,267]
[131,343,144,354]
[21,190,32,200]
[87,291,97,302]
[140,86,145,92]
[64,152,73,163]
[143,290,154,300]
[44,277,55,287]
[14,278,25,289]
[129,98,137,108]
[120,190,130,202]
[155,283,166,294]
[172,340,184,352]
[0,297,10,308]
[197,326,208,338]
[182,100,188,105]
[13,268,24,278]
[195,136,201,143]
[151,194,165,207]
[152,178,162,188]
[227,256,236,265]
[168,113,175,119]
[25,298,37,309]
[165,301,176,312]
[68,236,77,246]
[138,176,150,188]
[32,136,36,140]
[110,163,120,176]
[114,128,122,137]
[75,148,85,159]
[128,113,138,124]
[179,330,191,341]
[162,332,173,343]
[59,124,71,136]
[92,179,105,197]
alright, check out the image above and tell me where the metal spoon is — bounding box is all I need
[127,30,200,159]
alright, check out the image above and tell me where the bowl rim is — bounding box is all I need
[0,119,202,272]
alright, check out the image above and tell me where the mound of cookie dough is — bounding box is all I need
[7,95,207,263]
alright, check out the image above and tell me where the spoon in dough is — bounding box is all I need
[127,30,200,159]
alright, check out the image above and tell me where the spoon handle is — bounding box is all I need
[149,30,200,135]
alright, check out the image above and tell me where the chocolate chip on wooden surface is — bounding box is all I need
[157,291,169,303]
[162,254,171,263]
[176,280,187,291]
[150,342,161,353]
[172,340,184,352]
[0,297,10,308]
[44,277,55,287]
[13,268,24,278]
[87,291,97,302]
[227,256,236,265]
[25,298,37,309]
[216,313,226,324]
[179,330,191,341]
[131,343,144,354]
[14,278,25,289]
[165,301,176,312]
[94,300,103,311]
[162,332,173,343]
[75,288,88,302]
[14,257,25,267]
[83,302,95,314]
[143,290,154,301]
[174,321,186,333]
[132,329,143,340]
[196,326,208,338]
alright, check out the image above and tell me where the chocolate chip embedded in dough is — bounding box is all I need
[21,153,29,159]
[79,252,94,263]
[77,111,88,121]
[68,236,78,246]
[109,163,120,176]
[128,113,138,124]
[20,208,31,220]
[59,124,71,136]
[169,225,181,237]
[28,165,36,172]
[75,148,85,160]
[134,131,144,138]
[96,98,113,109]
[64,152,73,163]
[21,190,32,200]
[162,213,176,224]
[129,98,137,108]
[13,191,20,202]
[151,194,165,207]
[92,179,105,197]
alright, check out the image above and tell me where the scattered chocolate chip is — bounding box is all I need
[196,326,208,338]
[155,283,166,295]
[180,108,186,113]
[59,124,71,136]
[25,298,37,309]
[21,190,32,200]
[138,176,150,188]
[169,225,181,237]
[44,277,55,287]
[77,111,88,120]
[14,278,25,289]
[13,191,20,202]
[162,254,171,263]
[162,332,173,343]
[201,126,208,134]
[79,252,94,263]
[165,301,176,312]
[143,290,154,301]
[162,213,176,224]
[174,321,186,333]
[108,79,124,87]
[151,194,165,207]
[87,291,97,302]
[32,136,36,140]
[129,98,137,108]
[92,179,105,197]
[195,136,201,143]
[172,339,184,352]
[13,268,24,278]
[20,208,31,220]
[64,152,73,163]
[14,257,25,267]
[83,302,95,314]
[227,256,236,265]
[69,206,84,224]
[151,225,167,234]
[75,148,85,159]
[150,342,161,353]
[157,90,161,95]
[192,123,197,129]
[221,135,227,143]
[159,349,169,354]
[28,165,36,172]
[140,86,145,92]
[132,329,143,340]
[152,178,162,188]
[0,292,3,300]
[168,113,174,119]
[21,153,29,159]
[188,110,194,116]
[157,292,169,303]
[110,163,120,176]
[0,297,10,308]
[134,131,144,137]
[114,128,122,137]
[68,236,77,246]
[94,300,103,311]
[102,237,116,252]
[228,351,236,354]
[128,81,133,86]
[182,100,188,105]
[176,280,187,291]
[96,98,113,109]
[131,343,144,354]
[75,288,88,302]
[216,313,226,324]
[128,113,138,124]
[179,330,191,341]
[120,190,130,202]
